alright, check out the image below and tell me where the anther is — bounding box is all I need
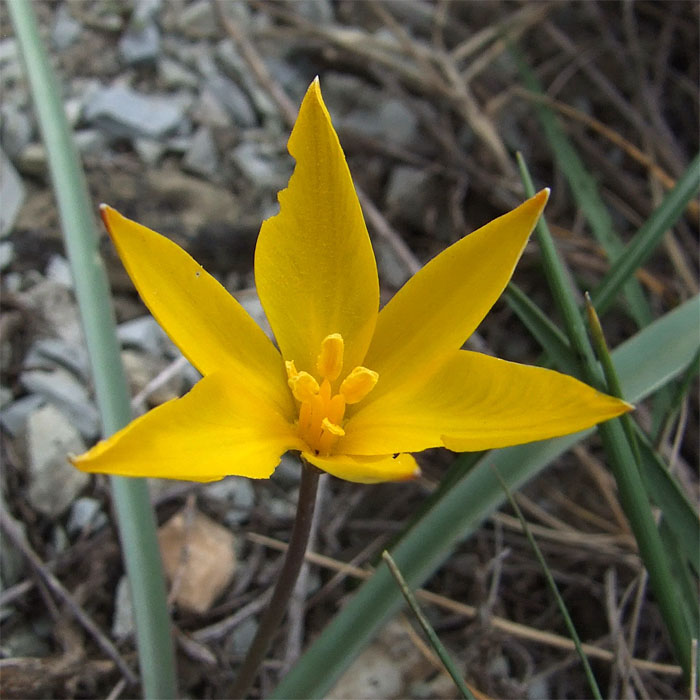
[339,367,378,404]
[288,371,320,402]
[316,333,344,382]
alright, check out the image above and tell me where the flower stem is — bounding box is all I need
[231,459,320,698]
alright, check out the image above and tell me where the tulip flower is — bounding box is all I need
[72,78,630,484]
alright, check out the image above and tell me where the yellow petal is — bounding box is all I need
[361,191,549,404]
[341,350,632,454]
[255,78,379,376]
[71,372,305,481]
[101,206,293,417]
[303,452,420,484]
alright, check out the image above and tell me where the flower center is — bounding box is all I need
[286,333,378,456]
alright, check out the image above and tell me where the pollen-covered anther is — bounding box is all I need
[316,333,344,381]
[339,367,378,404]
[288,371,320,402]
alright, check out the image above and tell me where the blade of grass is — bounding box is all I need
[585,299,693,674]
[7,2,177,697]
[590,153,700,315]
[382,551,475,700]
[272,295,699,699]
[512,51,653,329]
[491,470,603,700]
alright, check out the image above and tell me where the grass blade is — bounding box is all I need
[7,2,177,696]
[382,551,475,700]
[272,295,699,699]
[591,153,700,315]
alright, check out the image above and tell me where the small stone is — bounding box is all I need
[112,576,134,640]
[328,645,403,699]
[158,57,199,90]
[21,279,83,345]
[0,102,33,159]
[118,315,172,356]
[0,386,12,409]
[205,74,256,128]
[133,138,166,166]
[0,147,25,238]
[24,338,90,380]
[202,477,255,525]
[192,89,233,129]
[183,126,219,178]
[17,142,48,177]
[52,4,82,51]
[84,84,186,140]
[229,617,257,656]
[158,509,236,614]
[0,394,44,436]
[21,367,100,439]
[24,404,89,518]
[121,349,183,406]
[231,141,288,190]
[0,241,14,270]
[178,0,218,38]
[1,624,52,658]
[119,19,161,65]
[45,254,73,287]
[67,497,107,536]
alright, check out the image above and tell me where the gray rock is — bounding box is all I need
[133,0,162,23]
[206,74,256,128]
[0,394,44,436]
[21,367,101,439]
[67,497,108,536]
[230,617,257,656]
[159,56,199,90]
[0,241,14,270]
[0,102,33,159]
[133,137,166,166]
[52,5,82,51]
[24,404,89,518]
[179,0,218,38]
[84,84,186,140]
[0,147,25,238]
[0,624,52,658]
[183,126,219,178]
[374,238,411,290]
[192,89,233,129]
[118,315,173,356]
[202,476,255,524]
[21,279,84,345]
[119,19,161,65]
[24,337,90,379]
[112,576,134,640]
[231,141,289,190]
[295,0,334,23]
[45,254,73,287]
[385,166,432,220]
[0,385,12,409]
[17,142,48,177]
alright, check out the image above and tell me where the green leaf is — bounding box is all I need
[273,295,699,699]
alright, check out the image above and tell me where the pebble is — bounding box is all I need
[51,4,82,51]
[21,279,84,346]
[192,89,234,129]
[112,576,134,640]
[229,617,258,656]
[45,254,73,287]
[0,102,33,159]
[133,138,166,166]
[0,394,45,436]
[67,497,108,537]
[158,509,237,613]
[205,74,257,128]
[118,315,173,357]
[21,367,101,440]
[327,645,403,699]
[119,19,161,66]
[24,404,89,518]
[202,476,255,525]
[158,56,200,90]
[178,0,219,39]
[0,147,25,238]
[183,126,219,178]
[0,241,14,270]
[231,141,288,190]
[24,337,90,380]
[84,84,186,140]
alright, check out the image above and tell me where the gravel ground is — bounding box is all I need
[0,1,697,698]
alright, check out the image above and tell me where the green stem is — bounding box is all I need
[7,2,177,696]
[231,459,320,698]
[382,551,475,700]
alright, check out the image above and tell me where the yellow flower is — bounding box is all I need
[72,79,631,484]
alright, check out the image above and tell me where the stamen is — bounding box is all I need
[285,360,298,380]
[316,333,344,381]
[339,367,378,404]
[288,371,320,402]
